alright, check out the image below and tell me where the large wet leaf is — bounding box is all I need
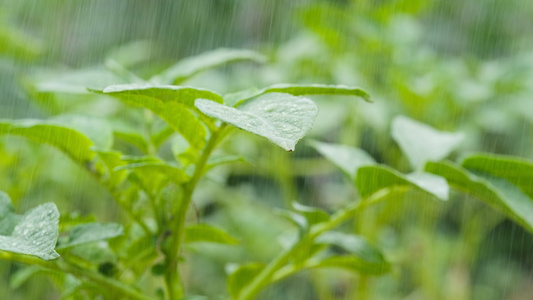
[225,83,371,107]
[462,153,533,199]
[0,119,94,163]
[391,116,464,170]
[356,165,449,201]
[56,223,124,249]
[196,93,318,151]
[184,224,239,245]
[311,232,390,275]
[309,140,376,180]
[153,48,266,85]
[98,84,223,149]
[0,192,59,260]
[426,161,533,233]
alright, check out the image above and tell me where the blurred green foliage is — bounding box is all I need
[1,0,533,299]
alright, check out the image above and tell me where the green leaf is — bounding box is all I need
[0,119,94,163]
[276,209,309,234]
[184,224,239,245]
[309,140,376,180]
[426,161,533,233]
[92,149,129,188]
[98,84,223,149]
[10,266,42,289]
[225,83,371,107]
[52,115,113,149]
[312,232,390,275]
[115,161,189,184]
[152,48,266,85]
[462,153,533,199]
[0,193,59,260]
[227,263,265,299]
[292,202,330,226]
[356,165,449,201]
[56,223,124,249]
[206,154,249,171]
[196,93,318,151]
[34,67,127,94]
[391,116,464,170]
[0,191,19,236]
[0,23,43,59]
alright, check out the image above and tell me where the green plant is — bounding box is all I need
[1,48,533,300]
[0,48,375,299]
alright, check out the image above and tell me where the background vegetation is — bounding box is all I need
[1,0,533,299]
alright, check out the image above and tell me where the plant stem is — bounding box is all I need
[0,253,149,300]
[237,187,402,300]
[163,125,227,299]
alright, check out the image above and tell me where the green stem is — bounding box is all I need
[164,125,227,299]
[0,253,149,300]
[237,187,400,300]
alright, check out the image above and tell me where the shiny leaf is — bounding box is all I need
[196,93,318,151]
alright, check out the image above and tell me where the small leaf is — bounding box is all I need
[292,202,330,226]
[356,165,449,201]
[225,84,371,107]
[115,161,189,184]
[0,191,19,236]
[10,266,43,289]
[0,119,94,163]
[391,116,464,170]
[92,149,128,188]
[462,153,533,199]
[426,161,533,233]
[276,209,309,234]
[196,93,318,151]
[0,193,59,260]
[184,223,239,245]
[56,223,124,249]
[227,263,265,299]
[97,84,223,149]
[313,231,390,275]
[153,48,266,85]
[206,154,250,171]
[309,140,376,180]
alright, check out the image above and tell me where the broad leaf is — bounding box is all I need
[462,153,533,199]
[309,140,376,180]
[0,192,59,260]
[98,84,223,149]
[0,119,94,163]
[356,165,449,201]
[312,232,390,275]
[227,263,265,299]
[184,224,239,245]
[56,223,124,249]
[426,161,533,233]
[152,48,266,85]
[225,83,371,107]
[391,116,464,170]
[196,93,318,151]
